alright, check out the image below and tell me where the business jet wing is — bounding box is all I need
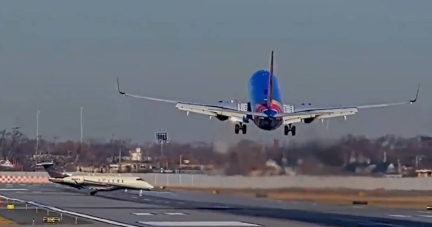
[117,78,267,122]
[275,84,420,125]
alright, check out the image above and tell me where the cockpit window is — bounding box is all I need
[137,178,144,181]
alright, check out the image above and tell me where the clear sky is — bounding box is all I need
[0,0,431,144]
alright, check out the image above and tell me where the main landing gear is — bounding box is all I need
[284,124,296,136]
[235,123,247,134]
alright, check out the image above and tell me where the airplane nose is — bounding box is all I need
[146,183,154,189]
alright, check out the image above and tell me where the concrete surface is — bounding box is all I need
[0,183,431,226]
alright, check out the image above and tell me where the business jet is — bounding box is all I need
[117,51,419,136]
[37,162,154,196]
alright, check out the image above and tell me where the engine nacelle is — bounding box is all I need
[303,117,315,124]
[216,115,229,121]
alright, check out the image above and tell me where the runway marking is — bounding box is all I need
[0,189,27,191]
[132,197,137,199]
[131,212,154,216]
[143,199,151,201]
[418,211,432,213]
[164,212,187,216]
[418,215,432,218]
[138,221,261,226]
[0,195,139,227]
[388,214,411,218]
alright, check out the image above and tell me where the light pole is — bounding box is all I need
[36,110,40,156]
[156,131,168,169]
[80,107,83,144]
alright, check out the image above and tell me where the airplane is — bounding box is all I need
[117,51,420,136]
[37,162,154,196]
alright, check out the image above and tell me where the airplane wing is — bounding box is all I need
[118,78,419,124]
[117,77,266,122]
[275,84,420,125]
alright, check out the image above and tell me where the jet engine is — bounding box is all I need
[303,117,315,124]
[216,115,229,121]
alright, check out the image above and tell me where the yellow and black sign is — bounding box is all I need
[6,204,15,210]
[43,217,60,224]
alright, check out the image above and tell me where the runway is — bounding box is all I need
[0,184,432,226]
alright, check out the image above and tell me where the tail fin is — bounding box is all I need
[267,50,274,109]
[37,162,71,178]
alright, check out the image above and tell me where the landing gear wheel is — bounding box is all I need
[284,124,296,136]
[235,124,240,134]
[242,124,247,134]
[90,191,97,196]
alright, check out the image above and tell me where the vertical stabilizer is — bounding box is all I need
[36,162,71,178]
[267,50,274,109]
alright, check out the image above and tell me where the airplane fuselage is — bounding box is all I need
[49,176,154,191]
[249,70,284,130]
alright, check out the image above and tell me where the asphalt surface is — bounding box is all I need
[0,184,432,226]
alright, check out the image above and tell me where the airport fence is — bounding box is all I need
[1,172,432,190]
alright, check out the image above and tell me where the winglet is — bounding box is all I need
[410,83,421,104]
[117,76,126,95]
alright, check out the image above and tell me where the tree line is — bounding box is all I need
[1,128,431,175]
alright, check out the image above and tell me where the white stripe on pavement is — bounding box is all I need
[131,213,154,216]
[0,189,27,191]
[164,212,187,216]
[387,214,411,218]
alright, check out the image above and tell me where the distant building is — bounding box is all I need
[0,160,14,169]
[416,169,432,178]
[129,148,142,161]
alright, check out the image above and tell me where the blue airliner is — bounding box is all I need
[117,51,419,136]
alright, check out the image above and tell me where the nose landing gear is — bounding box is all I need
[284,124,296,136]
